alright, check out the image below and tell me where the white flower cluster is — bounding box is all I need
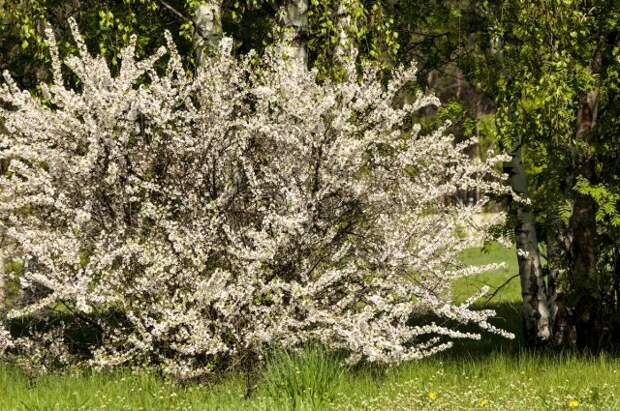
[0,20,512,379]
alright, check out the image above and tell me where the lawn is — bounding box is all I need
[1,244,619,411]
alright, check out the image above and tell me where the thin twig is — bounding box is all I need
[158,0,190,22]
[484,273,519,304]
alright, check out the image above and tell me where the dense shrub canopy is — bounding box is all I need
[0,20,512,379]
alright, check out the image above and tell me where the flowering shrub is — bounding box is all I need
[0,20,512,379]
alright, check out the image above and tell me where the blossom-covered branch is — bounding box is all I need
[0,20,512,379]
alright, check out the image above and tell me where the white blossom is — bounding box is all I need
[0,21,514,379]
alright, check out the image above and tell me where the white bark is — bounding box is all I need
[193,0,223,66]
[507,147,553,343]
[280,0,309,70]
[334,0,358,70]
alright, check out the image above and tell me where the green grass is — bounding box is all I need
[1,244,619,410]
[456,242,521,302]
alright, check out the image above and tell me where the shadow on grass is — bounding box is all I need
[443,301,524,360]
[415,300,620,364]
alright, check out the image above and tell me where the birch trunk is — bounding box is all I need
[193,0,223,66]
[280,0,309,70]
[507,147,553,345]
[334,0,357,67]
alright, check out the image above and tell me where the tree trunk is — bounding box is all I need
[193,0,223,66]
[506,147,554,345]
[568,87,600,349]
[334,0,357,67]
[279,0,309,70]
[570,89,599,284]
[546,229,577,347]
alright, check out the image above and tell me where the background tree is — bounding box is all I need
[0,0,401,86]
[487,0,620,349]
[381,0,620,349]
[0,0,196,88]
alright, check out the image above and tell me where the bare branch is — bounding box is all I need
[157,0,190,22]
[484,274,519,304]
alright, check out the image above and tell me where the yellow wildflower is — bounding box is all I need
[427,391,438,401]
[567,399,579,409]
[479,399,489,407]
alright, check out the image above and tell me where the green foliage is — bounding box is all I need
[476,114,498,160]
[0,0,196,89]
[574,177,620,228]
[487,0,620,290]
[370,0,620,346]
[468,0,620,346]
[388,1,491,87]
[0,0,405,87]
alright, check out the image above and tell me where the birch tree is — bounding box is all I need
[505,147,553,345]
[489,0,620,349]
[279,0,309,69]
[193,0,223,65]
